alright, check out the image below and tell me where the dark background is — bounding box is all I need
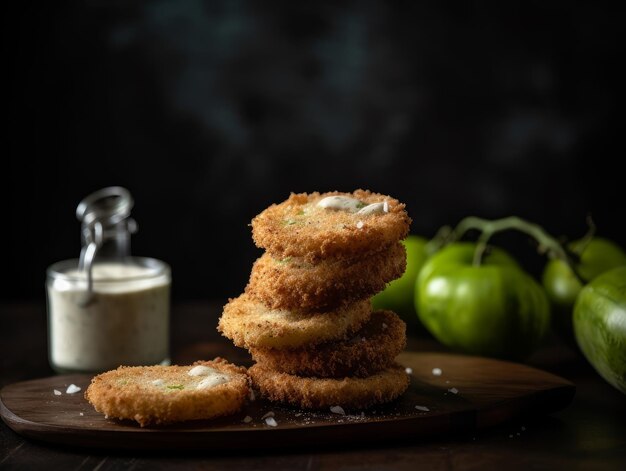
[4,0,624,302]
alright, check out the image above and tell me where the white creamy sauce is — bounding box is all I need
[188,365,219,377]
[316,196,363,212]
[356,202,388,215]
[196,374,230,390]
[317,196,389,215]
[64,263,152,282]
[48,262,170,373]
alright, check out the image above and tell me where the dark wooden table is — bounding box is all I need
[1,302,625,470]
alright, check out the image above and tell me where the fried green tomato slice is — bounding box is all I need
[245,242,406,312]
[248,362,409,410]
[250,310,406,378]
[218,294,371,350]
[84,358,249,427]
[251,190,411,262]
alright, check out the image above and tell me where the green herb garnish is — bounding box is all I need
[167,384,184,390]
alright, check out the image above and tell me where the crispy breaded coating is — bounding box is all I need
[248,362,409,409]
[250,310,406,378]
[245,243,406,312]
[251,190,411,262]
[218,294,371,350]
[84,358,249,427]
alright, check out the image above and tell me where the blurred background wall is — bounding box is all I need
[5,0,623,302]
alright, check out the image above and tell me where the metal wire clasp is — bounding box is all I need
[75,187,137,304]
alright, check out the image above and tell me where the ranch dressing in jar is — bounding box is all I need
[46,187,171,373]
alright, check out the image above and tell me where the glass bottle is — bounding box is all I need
[46,187,171,373]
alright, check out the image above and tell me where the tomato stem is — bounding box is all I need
[451,216,573,268]
[425,225,453,255]
[572,214,596,257]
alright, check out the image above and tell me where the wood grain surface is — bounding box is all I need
[0,351,574,451]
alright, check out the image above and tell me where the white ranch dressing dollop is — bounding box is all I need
[188,365,218,377]
[317,196,389,215]
[188,365,231,389]
[196,374,230,390]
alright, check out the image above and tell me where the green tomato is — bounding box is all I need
[574,266,626,394]
[416,242,550,360]
[373,235,429,319]
[542,238,626,343]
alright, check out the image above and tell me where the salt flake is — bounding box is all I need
[261,411,275,419]
[265,417,278,427]
[432,368,442,376]
[242,416,252,423]
[415,405,430,412]
[66,384,81,394]
[53,389,62,396]
[448,387,459,394]
[330,406,346,415]
[405,367,413,374]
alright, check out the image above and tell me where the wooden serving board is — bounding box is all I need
[0,352,575,451]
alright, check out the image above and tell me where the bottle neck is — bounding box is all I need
[80,221,133,261]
